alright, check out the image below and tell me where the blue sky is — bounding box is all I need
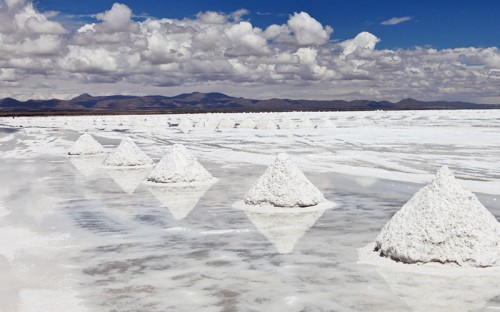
[37,0,500,49]
[1,0,499,103]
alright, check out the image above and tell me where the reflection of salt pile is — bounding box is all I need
[146,144,214,185]
[376,267,500,312]
[245,209,325,254]
[68,133,104,156]
[148,184,213,220]
[244,153,326,208]
[238,118,256,129]
[106,167,151,194]
[104,138,153,167]
[217,118,236,129]
[376,166,500,267]
[69,155,106,177]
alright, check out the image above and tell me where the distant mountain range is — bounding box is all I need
[1,92,499,116]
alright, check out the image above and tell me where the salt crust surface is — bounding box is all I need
[68,133,104,156]
[375,166,500,267]
[146,144,214,184]
[244,153,326,208]
[104,138,153,167]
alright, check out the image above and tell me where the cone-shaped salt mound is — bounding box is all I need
[178,118,193,129]
[238,118,256,129]
[300,118,315,129]
[317,118,336,128]
[217,118,235,129]
[68,133,104,156]
[279,119,297,129]
[146,144,214,184]
[244,153,325,207]
[104,138,153,167]
[375,166,500,267]
[255,119,277,129]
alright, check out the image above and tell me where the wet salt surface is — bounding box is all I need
[1,111,500,311]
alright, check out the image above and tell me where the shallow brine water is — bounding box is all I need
[1,110,500,311]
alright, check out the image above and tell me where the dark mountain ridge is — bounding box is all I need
[0,92,498,116]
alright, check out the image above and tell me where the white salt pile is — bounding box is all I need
[238,118,256,129]
[146,144,215,185]
[317,118,336,128]
[255,119,277,129]
[68,133,104,156]
[178,118,193,129]
[279,119,297,129]
[104,138,153,167]
[300,118,315,129]
[194,119,208,128]
[375,166,500,267]
[243,153,327,208]
[217,118,236,129]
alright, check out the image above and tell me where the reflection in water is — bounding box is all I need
[148,183,214,220]
[68,156,106,177]
[377,267,500,312]
[106,167,151,194]
[244,209,326,254]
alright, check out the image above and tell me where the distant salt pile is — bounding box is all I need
[375,166,500,267]
[68,133,104,156]
[279,119,297,129]
[146,144,214,185]
[217,118,236,129]
[255,119,277,129]
[238,118,256,129]
[194,119,208,128]
[300,118,315,129]
[317,118,336,128]
[104,138,153,167]
[244,153,326,208]
[178,118,193,129]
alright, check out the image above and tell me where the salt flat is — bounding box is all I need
[0,109,499,311]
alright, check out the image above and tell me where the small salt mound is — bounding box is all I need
[178,118,193,129]
[279,119,297,129]
[238,118,256,129]
[255,119,277,129]
[300,118,315,129]
[194,119,207,128]
[317,118,336,128]
[375,166,500,267]
[146,144,213,184]
[104,138,153,167]
[244,153,325,207]
[217,118,236,129]
[68,133,104,156]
